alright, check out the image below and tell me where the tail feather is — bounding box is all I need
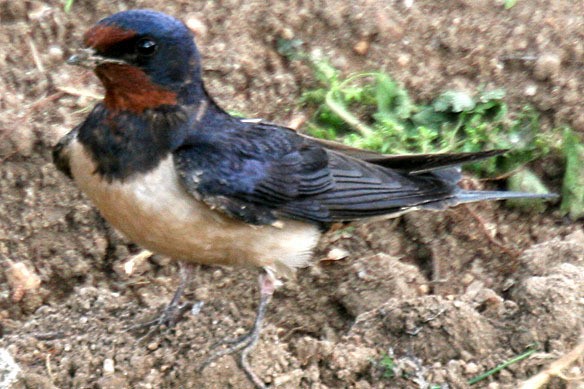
[453,190,559,205]
[418,190,558,212]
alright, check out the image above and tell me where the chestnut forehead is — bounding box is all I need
[83,24,137,51]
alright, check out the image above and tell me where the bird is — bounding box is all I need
[53,9,556,388]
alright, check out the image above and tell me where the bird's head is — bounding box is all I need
[69,10,204,113]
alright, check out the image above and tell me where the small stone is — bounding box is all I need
[534,53,561,80]
[47,45,64,63]
[295,336,320,364]
[562,90,579,105]
[0,348,20,388]
[5,261,41,302]
[194,286,209,300]
[353,40,370,56]
[280,27,294,40]
[120,250,152,276]
[475,288,502,306]
[397,54,410,67]
[403,0,414,8]
[461,273,475,286]
[272,369,303,386]
[524,84,537,96]
[10,127,35,157]
[464,362,480,375]
[185,14,207,38]
[418,284,430,295]
[572,113,584,133]
[355,379,372,389]
[330,54,348,70]
[497,369,514,383]
[326,248,349,261]
[460,350,474,361]
[103,358,115,375]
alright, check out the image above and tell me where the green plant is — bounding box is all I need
[302,57,552,178]
[280,50,584,213]
[468,346,537,385]
[63,0,74,12]
[379,354,396,379]
[561,128,584,219]
[504,0,518,9]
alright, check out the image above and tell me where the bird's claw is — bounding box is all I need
[198,330,267,389]
[197,272,277,389]
[125,300,194,336]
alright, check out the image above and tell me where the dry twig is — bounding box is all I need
[519,340,584,389]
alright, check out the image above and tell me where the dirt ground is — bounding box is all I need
[1,1,583,388]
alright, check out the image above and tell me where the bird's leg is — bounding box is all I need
[165,261,195,318]
[127,261,195,332]
[199,270,280,389]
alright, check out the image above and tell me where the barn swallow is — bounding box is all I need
[53,9,556,388]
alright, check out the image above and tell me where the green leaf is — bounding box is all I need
[506,169,552,212]
[64,0,75,12]
[343,86,365,103]
[561,128,584,219]
[312,59,340,86]
[393,87,414,120]
[375,73,398,115]
[300,89,327,104]
[373,74,414,119]
[276,38,304,60]
[411,107,453,129]
[504,0,518,9]
[433,91,476,113]
[379,354,395,379]
[478,89,506,102]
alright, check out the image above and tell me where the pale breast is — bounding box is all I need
[68,141,320,274]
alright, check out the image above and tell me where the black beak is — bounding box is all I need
[67,48,126,68]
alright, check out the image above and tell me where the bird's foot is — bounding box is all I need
[200,326,264,387]
[198,271,279,389]
[126,300,194,335]
[125,262,195,336]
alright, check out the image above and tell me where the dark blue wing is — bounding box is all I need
[172,120,475,226]
[173,121,333,225]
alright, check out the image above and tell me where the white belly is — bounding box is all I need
[68,141,320,274]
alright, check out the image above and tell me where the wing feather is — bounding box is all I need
[174,120,503,226]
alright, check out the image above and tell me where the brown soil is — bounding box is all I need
[1,1,583,388]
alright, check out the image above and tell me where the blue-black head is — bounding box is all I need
[74,10,205,111]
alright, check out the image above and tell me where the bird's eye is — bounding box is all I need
[136,38,157,56]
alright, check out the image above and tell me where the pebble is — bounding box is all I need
[464,362,480,375]
[5,260,40,304]
[353,40,370,56]
[272,368,303,386]
[327,248,349,261]
[280,27,294,40]
[534,53,561,80]
[103,358,115,375]
[10,127,35,157]
[524,84,537,96]
[397,53,410,67]
[185,14,207,38]
[418,284,430,295]
[194,286,209,300]
[461,273,475,286]
[562,89,579,105]
[47,45,64,63]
